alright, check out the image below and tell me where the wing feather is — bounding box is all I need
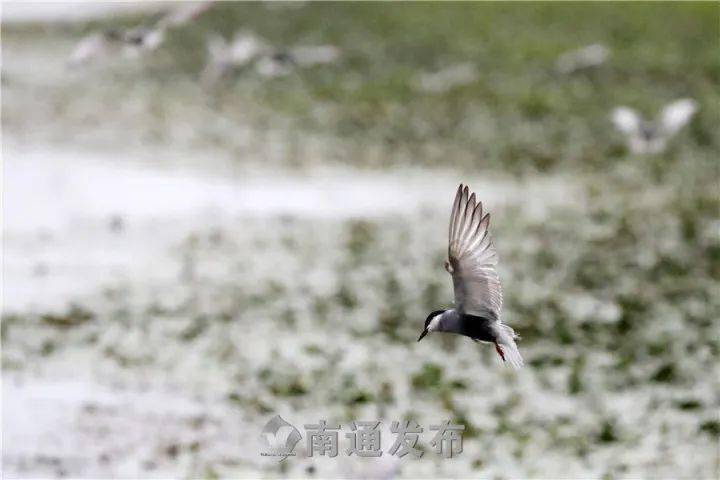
[458,193,476,252]
[454,186,469,243]
[458,201,483,258]
[448,184,463,243]
[447,184,503,318]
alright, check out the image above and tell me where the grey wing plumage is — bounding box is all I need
[447,184,503,319]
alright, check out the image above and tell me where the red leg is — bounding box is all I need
[495,343,506,362]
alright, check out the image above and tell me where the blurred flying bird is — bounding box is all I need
[202,31,270,84]
[68,27,160,66]
[611,98,698,154]
[555,43,610,74]
[68,2,213,66]
[203,33,340,82]
[255,50,296,78]
[255,45,341,77]
[418,184,523,369]
[121,25,166,54]
[67,29,126,66]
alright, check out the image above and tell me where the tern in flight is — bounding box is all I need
[417,184,523,369]
[68,2,213,66]
[611,98,698,155]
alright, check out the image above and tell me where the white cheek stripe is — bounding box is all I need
[428,315,442,332]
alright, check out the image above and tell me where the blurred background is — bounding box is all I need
[2,2,719,478]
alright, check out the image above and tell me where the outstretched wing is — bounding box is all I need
[611,106,641,136]
[659,98,697,136]
[447,184,503,319]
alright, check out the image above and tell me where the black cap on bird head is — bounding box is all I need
[418,310,445,342]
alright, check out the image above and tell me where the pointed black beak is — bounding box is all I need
[417,329,428,342]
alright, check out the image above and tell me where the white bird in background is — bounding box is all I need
[555,43,610,74]
[255,45,340,78]
[418,184,523,369]
[203,31,341,82]
[67,29,126,66]
[611,98,698,155]
[202,31,271,84]
[254,51,296,78]
[68,1,213,67]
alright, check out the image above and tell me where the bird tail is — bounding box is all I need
[495,324,523,369]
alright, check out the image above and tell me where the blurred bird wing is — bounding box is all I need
[141,29,165,51]
[230,32,268,64]
[447,184,503,318]
[611,107,641,136]
[157,2,213,30]
[659,98,697,136]
[68,33,112,66]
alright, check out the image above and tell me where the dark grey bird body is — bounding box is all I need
[422,309,498,343]
[122,28,154,47]
[639,122,658,142]
[459,313,500,343]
